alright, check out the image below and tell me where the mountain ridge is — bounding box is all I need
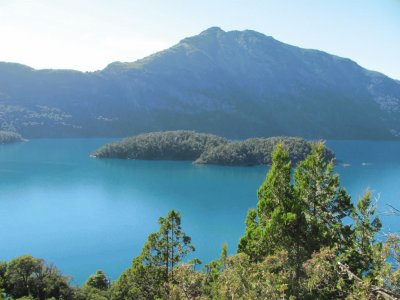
[1,27,400,139]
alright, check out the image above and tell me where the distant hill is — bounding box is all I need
[91,131,333,166]
[1,27,400,139]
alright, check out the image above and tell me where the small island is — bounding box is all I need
[92,131,334,166]
[0,130,23,144]
[91,131,228,161]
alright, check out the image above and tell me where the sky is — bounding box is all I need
[0,0,399,79]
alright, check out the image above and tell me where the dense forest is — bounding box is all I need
[1,143,399,299]
[91,131,228,161]
[194,136,334,165]
[0,131,22,144]
[92,131,334,166]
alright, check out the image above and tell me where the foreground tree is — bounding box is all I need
[5,255,42,298]
[202,243,228,297]
[238,142,354,296]
[74,270,112,300]
[144,210,194,283]
[113,210,195,299]
[294,142,353,257]
[3,255,74,300]
[84,270,110,291]
[0,262,6,300]
[170,262,205,299]
[215,251,291,299]
[238,143,296,262]
[347,191,382,277]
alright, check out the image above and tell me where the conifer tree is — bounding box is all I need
[237,209,265,262]
[238,142,354,295]
[347,191,382,277]
[113,210,194,299]
[238,144,301,266]
[139,210,194,282]
[84,270,110,291]
[294,142,353,257]
[238,144,301,262]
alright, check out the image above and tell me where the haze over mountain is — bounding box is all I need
[1,27,400,139]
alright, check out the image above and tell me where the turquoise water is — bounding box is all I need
[0,139,399,284]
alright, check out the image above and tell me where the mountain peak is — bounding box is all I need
[199,27,225,35]
[2,28,400,140]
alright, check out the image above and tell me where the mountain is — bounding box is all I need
[1,27,400,139]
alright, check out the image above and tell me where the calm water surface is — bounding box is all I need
[0,139,399,284]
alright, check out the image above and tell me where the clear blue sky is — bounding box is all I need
[0,0,399,79]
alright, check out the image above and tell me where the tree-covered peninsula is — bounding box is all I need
[0,131,23,144]
[195,136,334,165]
[91,131,334,166]
[91,131,228,161]
[1,143,399,299]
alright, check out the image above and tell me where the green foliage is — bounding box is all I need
[81,269,111,299]
[346,191,382,277]
[238,142,354,296]
[238,143,297,263]
[3,254,74,300]
[112,210,195,299]
[92,131,335,167]
[78,286,111,300]
[138,210,194,282]
[170,263,205,299]
[294,142,353,256]
[111,265,166,300]
[303,247,347,299]
[215,252,292,299]
[256,143,295,250]
[236,142,400,298]
[0,262,6,291]
[202,243,229,297]
[84,270,110,291]
[196,136,334,166]
[219,243,227,270]
[236,209,264,262]
[92,131,227,160]
[380,235,400,295]
[6,255,42,298]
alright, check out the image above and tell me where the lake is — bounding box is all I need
[0,139,399,284]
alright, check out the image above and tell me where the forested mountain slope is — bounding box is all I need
[1,27,400,139]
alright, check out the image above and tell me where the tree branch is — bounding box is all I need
[337,262,400,300]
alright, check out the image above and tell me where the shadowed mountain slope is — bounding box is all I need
[1,27,400,139]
